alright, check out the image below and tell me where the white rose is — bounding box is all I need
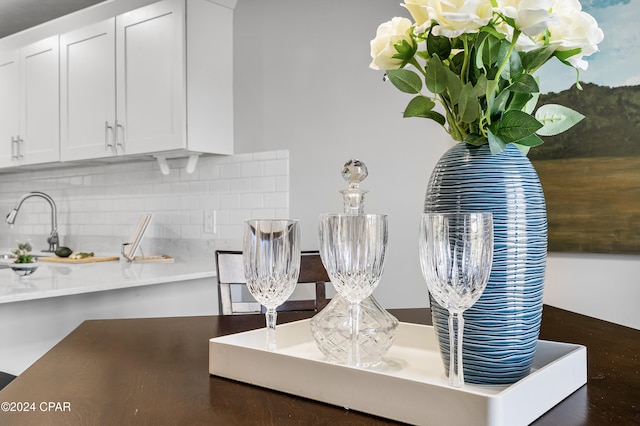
[402,0,430,27]
[547,1,604,70]
[369,17,415,71]
[498,0,556,37]
[426,0,494,38]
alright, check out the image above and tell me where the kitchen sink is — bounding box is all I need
[0,253,16,269]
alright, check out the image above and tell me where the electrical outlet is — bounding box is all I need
[203,210,216,234]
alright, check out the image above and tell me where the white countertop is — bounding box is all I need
[0,257,216,304]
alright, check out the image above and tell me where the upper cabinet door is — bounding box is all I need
[20,36,60,165]
[0,52,20,167]
[60,19,116,162]
[116,0,185,156]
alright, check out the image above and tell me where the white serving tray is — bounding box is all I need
[209,319,586,426]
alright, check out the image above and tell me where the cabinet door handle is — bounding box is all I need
[11,136,18,160]
[105,121,115,152]
[115,122,125,153]
[17,136,24,159]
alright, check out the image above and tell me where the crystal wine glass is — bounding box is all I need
[243,219,301,351]
[419,212,493,387]
[319,213,388,367]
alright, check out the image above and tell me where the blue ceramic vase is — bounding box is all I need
[424,143,547,385]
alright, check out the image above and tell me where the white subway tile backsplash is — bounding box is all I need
[250,208,277,219]
[240,161,264,178]
[171,211,190,225]
[144,198,163,211]
[229,178,252,193]
[275,209,290,219]
[219,194,241,210]
[228,209,252,224]
[180,224,200,239]
[171,182,190,194]
[252,150,279,161]
[219,163,243,179]
[275,176,289,192]
[208,180,230,194]
[240,193,263,209]
[188,181,208,194]
[264,192,288,209]
[0,150,289,258]
[251,176,276,193]
[264,159,288,176]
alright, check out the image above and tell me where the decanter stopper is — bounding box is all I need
[340,159,368,214]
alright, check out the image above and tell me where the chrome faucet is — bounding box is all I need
[6,191,59,252]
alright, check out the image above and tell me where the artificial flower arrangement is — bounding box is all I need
[12,241,35,263]
[369,0,604,154]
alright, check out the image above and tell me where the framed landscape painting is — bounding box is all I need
[529,0,640,254]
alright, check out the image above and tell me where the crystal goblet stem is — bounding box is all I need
[349,301,361,366]
[449,311,464,387]
[265,307,278,350]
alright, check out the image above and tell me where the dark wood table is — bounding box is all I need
[0,306,638,425]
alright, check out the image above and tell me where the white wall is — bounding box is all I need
[232,0,640,329]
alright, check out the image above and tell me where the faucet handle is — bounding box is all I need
[47,227,59,252]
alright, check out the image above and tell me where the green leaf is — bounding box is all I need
[512,143,532,155]
[425,54,448,94]
[490,110,543,143]
[522,45,556,71]
[535,104,585,136]
[479,25,506,40]
[514,133,544,147]
[458,82,481,123]
[490,89,510,118]
[501,48,522,81]
[481,34,502,68]
[510,73,539,93]
[445,68,463,105]
[554,47,582,62]
[488,129,507,154]
[502,16,516,28]
[450,51,465,75]
[496,39,511,72]
[507,92,533,112]
[427,32,451,61]
[524,91,539,114]
[485,78,499,99]
[403,95,436,118]
[423,111,447,126]
[386,69,423,94]
[464,133,487,147]
[403,96,446,125]
[473,75,488,97]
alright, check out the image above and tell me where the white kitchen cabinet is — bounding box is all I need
[20,36,60,165]
[0,37,60,167]
[116,0,185,156]
[60,20,116,161]
[0,52,19,167]
[60,0,234,163]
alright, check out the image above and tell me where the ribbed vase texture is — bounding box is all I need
[424,143,547,385]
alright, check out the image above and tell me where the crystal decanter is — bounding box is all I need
[310,159,399,367]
